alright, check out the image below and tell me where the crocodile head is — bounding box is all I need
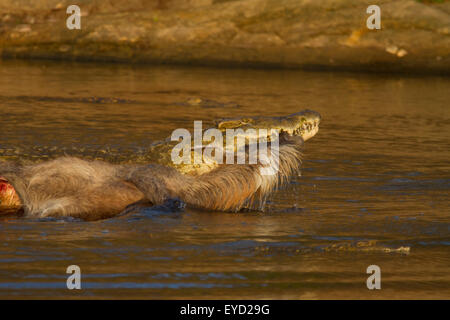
[216,109,321,142]
[150,109,322,175]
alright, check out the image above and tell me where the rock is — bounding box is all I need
[15,24,32,33]
[0,0,448,74]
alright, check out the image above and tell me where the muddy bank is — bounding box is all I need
[0,0,449,74]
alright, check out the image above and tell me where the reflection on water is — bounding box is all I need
[0,60,449,299]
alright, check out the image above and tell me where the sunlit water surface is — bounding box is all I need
[0,60,448,299]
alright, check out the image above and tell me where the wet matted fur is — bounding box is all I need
[0,135,304,220]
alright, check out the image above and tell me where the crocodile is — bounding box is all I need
[0,110,321,220]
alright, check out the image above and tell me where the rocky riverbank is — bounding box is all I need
[0,0,449,74]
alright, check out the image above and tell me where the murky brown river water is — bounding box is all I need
[0,60,448,299]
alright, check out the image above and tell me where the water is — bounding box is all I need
[0,60,448,299]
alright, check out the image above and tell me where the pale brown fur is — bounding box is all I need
[0,134,304,220]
